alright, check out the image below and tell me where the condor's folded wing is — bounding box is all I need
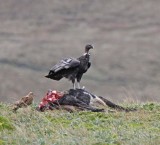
[45,57,80,80]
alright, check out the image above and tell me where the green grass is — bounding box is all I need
[0,102,160,145]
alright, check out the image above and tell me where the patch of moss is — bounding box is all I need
[142,103,160,111]
[0,116,14,131]
[0,139,5,145]
[46,114,72,127]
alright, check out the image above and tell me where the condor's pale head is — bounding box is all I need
[85,44,93,54]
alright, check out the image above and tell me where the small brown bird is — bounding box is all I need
[13,92,35,111]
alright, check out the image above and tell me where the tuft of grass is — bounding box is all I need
[0,116,14,131]
[0,102,160,145]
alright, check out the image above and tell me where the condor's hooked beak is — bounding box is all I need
[85,44,93,54]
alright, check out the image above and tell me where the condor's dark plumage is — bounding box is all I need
[45,44,93,89]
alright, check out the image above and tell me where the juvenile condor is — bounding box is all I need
[45,44,93,89]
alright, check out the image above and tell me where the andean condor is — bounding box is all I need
[45,44,93,89]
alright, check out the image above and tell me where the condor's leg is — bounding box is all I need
[77,74,83,89]
[77,81,81,89]
[72,79,76,89]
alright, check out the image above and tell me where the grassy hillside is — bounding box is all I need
[0,102,160,145]
[1,0,160,103]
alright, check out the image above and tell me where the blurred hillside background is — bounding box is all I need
[0,0,160,103]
